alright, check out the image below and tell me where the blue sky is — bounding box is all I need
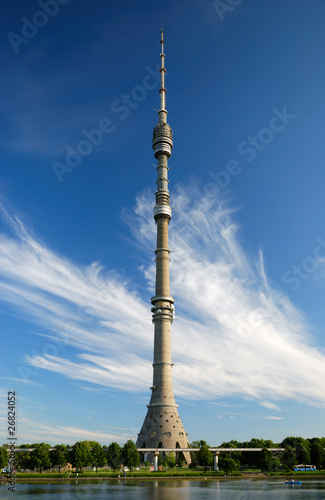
[1,0,325,447]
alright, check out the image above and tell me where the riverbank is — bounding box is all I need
[4,471,325,482]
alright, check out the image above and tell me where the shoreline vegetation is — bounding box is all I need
[4,472,325,483]
[2,437,324,480]
[3,471,325,482]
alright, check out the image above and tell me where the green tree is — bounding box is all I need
[71,441,92,471]
[16,445,32,471]
[219,441,243,467]
[281,437,296,448]
[121,440,140,472]
[281,445,296,470]
[189,459,198,469]
[144,460,150,472]
[281,437,310,466]
[296,438,310,464]
[90,441,107,473]
[266,457,280,472]
[165,453,176,470]
[219,457,238,475]
[263,439,277,448]
[0,445,8,469]
[242,438,267,468]
[50,444,68,474]
[30,443,51,474]
[309,438,325,470]
[107,442,121,471]
[190,440,202,447]
[261,448,280,472]
[197,441,213,471]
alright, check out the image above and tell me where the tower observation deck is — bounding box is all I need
[136,30,190,463]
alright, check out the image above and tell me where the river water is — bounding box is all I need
[1,478,325,499]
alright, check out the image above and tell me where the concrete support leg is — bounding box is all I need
[214,452,220,472]
[154,452,159,471]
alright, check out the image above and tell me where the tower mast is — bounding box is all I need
[136,30,190,462]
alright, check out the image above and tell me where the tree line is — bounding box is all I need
[1,436,324,474]
[189,437,325,473]
[0,440,139,474]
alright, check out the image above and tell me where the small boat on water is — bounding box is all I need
[285,480,302,485]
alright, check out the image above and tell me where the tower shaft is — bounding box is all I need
[136,31,190,462]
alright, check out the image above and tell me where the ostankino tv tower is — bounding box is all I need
[136,30,190,462]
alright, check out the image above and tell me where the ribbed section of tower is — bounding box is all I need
[136,30,190,463]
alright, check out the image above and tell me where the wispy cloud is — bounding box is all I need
[266,416,284,421]
[16,419,135,445]
[128,186,325,406]
[1,187,325,408]
[260,402,281,411]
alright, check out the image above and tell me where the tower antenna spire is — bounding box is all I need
[136,30,191,465]
[158,28,167,123]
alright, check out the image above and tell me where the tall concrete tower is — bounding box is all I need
[136,30,190,461]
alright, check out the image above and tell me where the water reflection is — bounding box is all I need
[150,479,195,500]
[1,479,325,499]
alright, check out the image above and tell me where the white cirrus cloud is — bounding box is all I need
[13,418,135,445]
[260,402,281,411]
[1,187,325,408]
